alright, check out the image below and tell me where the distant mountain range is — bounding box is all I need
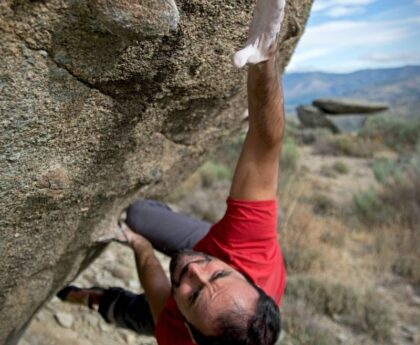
[283,65,420,117]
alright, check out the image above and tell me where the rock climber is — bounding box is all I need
[57,0,287,344]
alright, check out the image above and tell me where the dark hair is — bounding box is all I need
[186,284,281,345]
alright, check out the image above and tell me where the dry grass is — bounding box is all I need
[315,135,383,158]
[285,277,393,342]
[352,151,420,287]
[281,301,339,345]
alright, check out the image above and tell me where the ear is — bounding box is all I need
[184,322,197,344]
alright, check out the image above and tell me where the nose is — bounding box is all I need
[187,262,209,283]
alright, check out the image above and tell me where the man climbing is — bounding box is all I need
[57,0,287,344]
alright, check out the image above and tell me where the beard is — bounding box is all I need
[170,250,211,287]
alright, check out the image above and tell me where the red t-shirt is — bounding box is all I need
[155,198,286,345]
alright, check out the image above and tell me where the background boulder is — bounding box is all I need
[313,98,389,114]
[297,105,339,133]
[0,1,313,344]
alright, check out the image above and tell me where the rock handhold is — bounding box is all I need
[88,0,180,39]
[313,98,389,115]
[297,105,339,133]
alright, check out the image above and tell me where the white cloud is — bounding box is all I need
[312,0,377,18]
[313,0,375,11]
[360,52,420,64]
[326,6,365,18]
[287,16,420,72]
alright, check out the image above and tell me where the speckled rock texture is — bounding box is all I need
[0,1,312,344]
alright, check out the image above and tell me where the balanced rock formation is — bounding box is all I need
[298,98,389,133]
[0,1,313,344]
[313,98,389,115]
[297,105,339,133]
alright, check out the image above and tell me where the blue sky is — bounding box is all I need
[287,0,420,73]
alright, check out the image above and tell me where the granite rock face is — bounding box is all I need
[88,0,180,39]
[0,1,313,344]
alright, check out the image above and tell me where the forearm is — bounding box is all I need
[247,59,285,147]
[229,59,285,200]
[132,241,171,323]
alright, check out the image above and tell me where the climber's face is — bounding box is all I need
[170,250,258,336]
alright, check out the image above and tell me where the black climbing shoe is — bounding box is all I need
[57,285,105,310]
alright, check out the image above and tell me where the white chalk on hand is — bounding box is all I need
[233,0,286,68]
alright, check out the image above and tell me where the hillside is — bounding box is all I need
[283,65,420,117]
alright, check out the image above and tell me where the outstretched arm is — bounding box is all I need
[119,223,171,324]
[229,58,285,200]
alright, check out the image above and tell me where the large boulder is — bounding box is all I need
[0,1,313,344]
[297,105,339,133]
[313,98,389,114]
[88,0,180,39]
[326,115,368,133]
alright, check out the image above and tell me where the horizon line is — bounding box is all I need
[286,64,420,75]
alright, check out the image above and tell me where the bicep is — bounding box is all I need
[229,131,282,200]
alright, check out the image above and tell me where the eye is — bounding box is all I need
[211,270,230,281]
[189,288,201,305]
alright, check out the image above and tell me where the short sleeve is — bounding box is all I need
[193,198,286,304]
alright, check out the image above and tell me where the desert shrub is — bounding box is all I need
[372,158,402,184]
[316,135,381,158]
[311,193,336,215]
[281,303,339,345]
[283,248,319,274]
[281,137,299,173]
[392,256,420,285]
[294,128,333,145]
[381,172,420,230]
[356,147,420,228]
[333,161,350,174]
[320,232,345,248]
[198,161,232,188]
[214,132,246,170]
[286,277,393,341]
[353,189,391,224]
[363,294,393,341]
[361,115,420,153]
[320,165,338,178]
[285,277,360,318]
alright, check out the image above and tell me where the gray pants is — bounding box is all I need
[98,200,212,335]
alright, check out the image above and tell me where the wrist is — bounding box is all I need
[131,237,153,252]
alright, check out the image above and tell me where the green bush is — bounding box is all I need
[286,277,360,318]
[281,137,299,173]
[361,116,420,153]
[333,161,350,174]
[283,248,320,274]
[311,193,336,215]
[353,189,391,224]
[281,305,339,345]
[372,158,402,184]
[316,135,380,158]
[198,161,232,188]
[363,294,393,341]
[286,277,393,342]
[392,256,420,285]
[320,165,338,178]
[320,232,345,248]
